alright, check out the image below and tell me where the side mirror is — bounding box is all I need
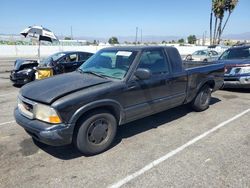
[134,68,151,80]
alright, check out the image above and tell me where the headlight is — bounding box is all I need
[240,67,250,74]
[34,103,62,124]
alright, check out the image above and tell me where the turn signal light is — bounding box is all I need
[49,116,61,124]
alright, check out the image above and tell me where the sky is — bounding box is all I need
[1,0,250,38]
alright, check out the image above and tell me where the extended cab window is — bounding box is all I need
[138,50,169,74]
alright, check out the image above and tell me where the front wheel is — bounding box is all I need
[191,85,212,112]
[74,110,117,155]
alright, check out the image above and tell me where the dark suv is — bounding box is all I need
[218,45,250,88]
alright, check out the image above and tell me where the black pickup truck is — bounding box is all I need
[14,46,224,155]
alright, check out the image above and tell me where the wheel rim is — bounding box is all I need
[87,118,110,145]
[200,88,210,105]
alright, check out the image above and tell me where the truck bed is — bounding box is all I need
[182,61,219,69]
[182,60,224,104]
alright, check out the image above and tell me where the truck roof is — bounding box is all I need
[101,46,176,51]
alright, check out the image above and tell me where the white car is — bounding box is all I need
[185,50,219,62]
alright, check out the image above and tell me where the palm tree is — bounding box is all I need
[219,0,239,41]
[215,1,226,44]
[209,3,213,45]
[211,0,239,44]
[212,0,225,44]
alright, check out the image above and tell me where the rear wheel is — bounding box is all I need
[74,110,117,155]
[185,54,192,61]
[191,85,212,112]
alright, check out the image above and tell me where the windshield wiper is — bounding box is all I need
[78,70,108,79]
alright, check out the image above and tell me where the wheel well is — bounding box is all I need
[206,80,215,90]
[198,80,215,94]
[73,105,120,141]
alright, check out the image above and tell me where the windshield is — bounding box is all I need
[193,50,207,56]
[219,47,250,60]
[40,52,66,66]
[79,50,137,79]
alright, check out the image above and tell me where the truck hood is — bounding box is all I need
[20,72,111,104]
[218,59,250,65]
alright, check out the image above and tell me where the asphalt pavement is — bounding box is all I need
[0,59,249,188]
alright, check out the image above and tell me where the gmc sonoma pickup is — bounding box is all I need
[15,46,224,155]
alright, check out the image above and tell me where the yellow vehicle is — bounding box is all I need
[35,67,54,80]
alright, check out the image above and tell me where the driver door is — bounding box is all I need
[122,49,172,122]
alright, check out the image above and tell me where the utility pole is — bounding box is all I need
[71,26,73,40]
[141,29,142,44]
[135,27,138,44]
[202,33,205,46]
[204,31,207,46]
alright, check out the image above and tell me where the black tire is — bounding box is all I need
[74,110,117,155]
[203,59,208,62]
[191,85,212,112]
[185,54,192,61]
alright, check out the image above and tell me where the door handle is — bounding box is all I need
[165,79,173,84]
[128,85,137,90]
[127,81,138,90]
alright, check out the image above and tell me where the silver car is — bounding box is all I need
[186,50,219,62]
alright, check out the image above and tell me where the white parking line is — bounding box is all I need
[109,108,250,188]
[0,92,17,97]
[0,59,17,62]
[0,120,15,126]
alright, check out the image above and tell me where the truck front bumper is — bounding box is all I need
[223,75,250,89]
[14,108,74,146]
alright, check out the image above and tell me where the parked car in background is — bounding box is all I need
[10,51,93,85]
[185,49,219,62]
[218,44,250,88]
[10,59,38,85]
[15,46,224,155]
[37,51,93,76]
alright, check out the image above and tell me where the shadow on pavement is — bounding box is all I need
[34,97,221,160]
[222,88,250,93]
[12,84,22,88]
